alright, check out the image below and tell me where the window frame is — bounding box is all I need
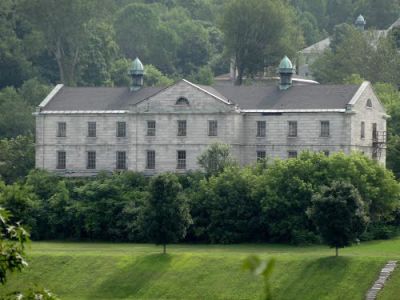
[57,122,66,137]
[288,121,297,137]
[208,120,218,136]
[175,97,189,106]
[116,121,126,138]
[87,122,97,138]
[56,151,66,169]
[256,121,266,137]
[146,120,156,136]
[257,150,266,161]
[320,121,330,137]
[177,150,186,169]
[177,120,187,137]
[87,151,96,169]
[116,151,127,170]
[146,150,156,170]
[288,150,298,159]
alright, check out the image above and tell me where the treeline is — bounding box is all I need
[0,152,399,245]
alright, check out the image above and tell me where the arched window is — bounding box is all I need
[366,99,372,108]
[176,97,189,105]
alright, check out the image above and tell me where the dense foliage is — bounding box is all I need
[0,152,398,245]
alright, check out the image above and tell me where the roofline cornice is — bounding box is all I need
[182,79,233,105]
[36,110,129,115]
[241,109,346,113]
[38,84,64,109]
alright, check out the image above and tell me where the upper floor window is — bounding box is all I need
[87,151,96,169]
[147,120,156,136]
[177,150,186,169]
[288,121,297,137]
[366,99,372,108]
[320,121,330,137]
[256,121,266,137]
[146,150,155,169]
[208,120,218,136]
[57,122,66,137]
[177,120,187,136]
[116,151,126,170]
[116,122,126,137]
[88,122,96,137]
[56,151,66,169]
[257,150,266,161]
[288,151,298,159]
[176,97,189,105]
[361,121,365,139]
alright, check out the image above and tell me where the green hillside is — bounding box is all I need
[1,240,400,300]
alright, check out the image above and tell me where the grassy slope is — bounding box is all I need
[1,239,400,300]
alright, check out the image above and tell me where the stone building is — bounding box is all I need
[298,15,400,78]
[35,56,388,176]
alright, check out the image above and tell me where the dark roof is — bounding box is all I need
[42,86,164,111]
[42,82,360,111]
[211,84,360,110]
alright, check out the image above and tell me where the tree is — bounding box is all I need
[0,206,29,284]
[143,173,191,254]
[308,181,369,256]
[197,143,236,177]
[144,64,174,87]
[21,0,106,85]
[0,135,35,184]
[221,0,303,85]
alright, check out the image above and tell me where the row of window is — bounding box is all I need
[57,120,379,139]
[56,149,333,171]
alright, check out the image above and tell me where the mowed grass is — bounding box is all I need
[1,239,400,300]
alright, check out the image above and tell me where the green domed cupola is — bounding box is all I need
[355,14,366,31]
[128,57,144,91]
[278,56,295,90]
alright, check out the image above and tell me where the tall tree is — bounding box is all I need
[143,173,191,254]
[221,0,303,85]
[308,181,369,256]
[21,0,106,85]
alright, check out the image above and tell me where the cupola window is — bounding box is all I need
[176,97,189,105]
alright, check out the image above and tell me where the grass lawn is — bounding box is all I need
[1,239,400,300]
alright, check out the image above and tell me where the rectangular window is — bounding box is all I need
[288,121,297,137]
[257,150,266,161]
[320,121,330,137]
[372,123,377,140]
[323,150,330,157]
[88,122,96,137]
[57,122,66,137]
[177,120,187,136]
[87,151,96,169]
[288,151,298,158]
[146,150,155,169]
[147,120,156,136]
[56,151,66,169]
[116,151,126,170]
[256,121,266,137]
[116,122,126,137]
[208,120,218,136]
[177,150,186,169]
[361,121,365,139]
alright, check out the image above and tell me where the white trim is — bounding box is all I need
[182,79,232,105]
[348,81,370,105]
[38,110,129,114]
[241,109,346,113]
[38,84,64,108]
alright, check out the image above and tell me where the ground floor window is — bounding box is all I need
[116,151,127,169]
[146,150,156,169]
[177,150,186,169]
[288,151,297,158]
[257,150,266,161]
[56,151,66,169]
[87,151,96,169]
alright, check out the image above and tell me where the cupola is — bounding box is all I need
[128,57,144,91]
[355,15,366,31]
[278,56,295,90]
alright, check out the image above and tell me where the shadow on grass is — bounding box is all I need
[91,254,172,299]
[273,256,353,300]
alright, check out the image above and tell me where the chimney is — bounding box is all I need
[129,57,144,91]
[278,56,294,90]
